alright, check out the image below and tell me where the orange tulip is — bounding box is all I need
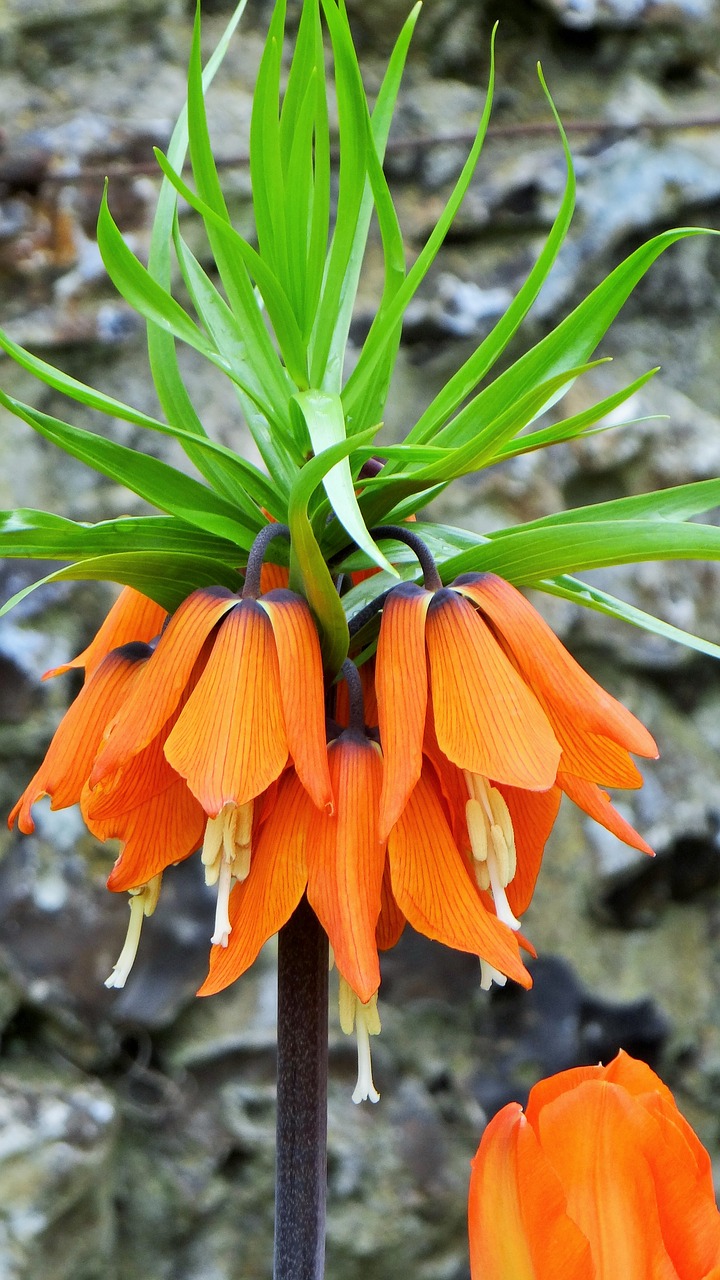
[469,1050,720,1280]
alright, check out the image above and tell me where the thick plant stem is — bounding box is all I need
[274,895,329,1280]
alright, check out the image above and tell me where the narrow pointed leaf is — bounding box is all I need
[0,510,243,562]
[539,574,720,661]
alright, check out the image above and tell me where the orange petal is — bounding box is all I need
[198,770,311,996]
[376,583,431,840]
[534,1080,693,1278]
[164,600,288,814]
[43,586,166,683]
[469,1104,594,1280]
[259,589,332,812]
[558,733,644,788]
[306,734,384,1002]
[259,562,289,593]
[376,861,405,950]
[456,574,658,759]
[87,775,205,891]
[387,768,531,986]
[9,644,149,834]
[426,589,560,790]
[558,772,654,855]
[90,587,239,785]
[497,783,562,916]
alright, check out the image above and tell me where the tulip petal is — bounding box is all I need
[456,574,658,758]
[44,587,166,683]
[559,772,654,855]
[198,770,311,995]
[388,769,531,987]
[165,600,288,814]
[426,590,560,790]
[91,587,239,784]
[259,589,333,812]
[376,583,431,839]
[469,1103,594,1280]
[535,1080,687,1279]
[9,644,149,833]
[307,734,385,1002]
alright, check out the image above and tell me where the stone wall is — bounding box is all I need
[1,1,720,1276]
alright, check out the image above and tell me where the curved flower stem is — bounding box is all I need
[274,895,329,1280]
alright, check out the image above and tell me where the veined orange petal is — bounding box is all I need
[376,583,431,840]
[456,574,658,758]
[306,734,384,1002]
[558,733,644,788]
[9,643,150,834]
[43,586,166,683]
[426,589,560,790]
[164,599,288,814]
[87,775,205,891]
[198,770,311,996]
[558,772,654,855]
[388,769,531,987]
[469,1103,594,1280]
[259,589,332,812]
[91,587,239,785]
[85,690,188,821]
[376,861,405,950]
[535,1080,687,1279]
[497,783,562,916]
[259,562,289,593]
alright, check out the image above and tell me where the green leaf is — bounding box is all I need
[440,519,720,584]
[493,369,660,461]
[431,227,714,456]
[492,477,720,533]
[538,574,720,662]
[98,186,224,363]
[0,389,257,548]
[185,6,299,408]
[154,148,307,404]
[311,2,420,396]
[343,26,498,431]
[397,65,577,453]
[170,217,302,492]
[287,425,382,673]
[250,0,288,282]
[146,0,250,502]
[293,390,398,576]
[0,552,241,620]
[408,361,606,484]
[0,510,243,562]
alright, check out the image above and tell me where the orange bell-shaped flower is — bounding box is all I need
[469,1050,720,1280]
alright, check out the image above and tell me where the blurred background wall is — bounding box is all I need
[1,0,720,1276]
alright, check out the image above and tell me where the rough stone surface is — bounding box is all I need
[1,0,720,1276]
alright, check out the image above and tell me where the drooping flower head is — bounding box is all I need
[375,551,657,944]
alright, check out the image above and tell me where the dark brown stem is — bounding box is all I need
[274,896,328,1280]
[242,523,290,600]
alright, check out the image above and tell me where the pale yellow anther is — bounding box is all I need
[202,801,254,948]
[464,772,521,930]
[105,873,162,989]
[338,976,381,1104]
